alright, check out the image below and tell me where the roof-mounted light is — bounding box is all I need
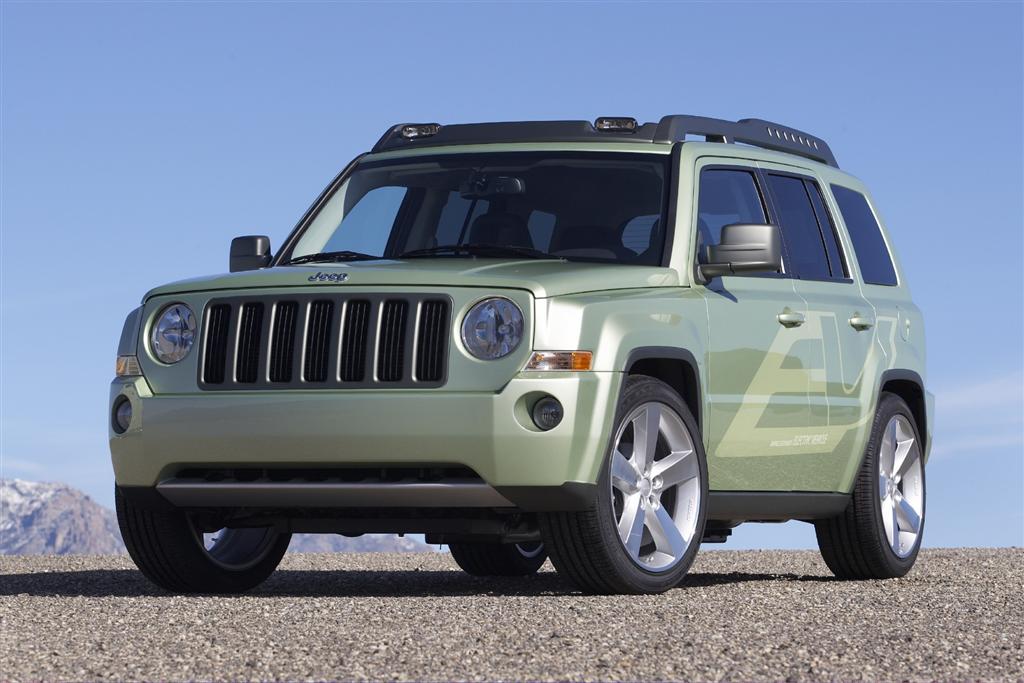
[594,117,638,133]
[400,123,441,139]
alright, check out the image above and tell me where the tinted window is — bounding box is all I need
[528,210,556,251]
[289,152,668,266]
[831,185,898,286]
[322,186,406,255]
[621,214,659,254]
[806,181,848,278]
[696,169,766,263]
[765,174,830,280]
[435,192,488,246]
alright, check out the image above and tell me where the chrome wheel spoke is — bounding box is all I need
[893,439,917,479]
[611,449,640,493]
[890,500,901,549]
[895,496,921,534]
[653,448,697,488]
[647,504,687,559]
[880,419,898,477]
[617,493,645,558]
[631,405,661,474]
[881,494,896,547]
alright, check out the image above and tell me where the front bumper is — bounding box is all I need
[110,371,620,511]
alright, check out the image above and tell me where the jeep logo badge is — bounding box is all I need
[307,271,349,283]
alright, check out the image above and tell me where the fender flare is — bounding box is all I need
[623,346,703,432]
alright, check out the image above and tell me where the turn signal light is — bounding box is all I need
[525,351,593,371]
[116,355,142,377]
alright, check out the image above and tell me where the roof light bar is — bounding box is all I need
[400,123,441,139]
[594,117,638,133]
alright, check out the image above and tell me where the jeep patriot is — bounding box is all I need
[110,116,932,594]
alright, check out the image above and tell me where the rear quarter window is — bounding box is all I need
[831,185,898,286]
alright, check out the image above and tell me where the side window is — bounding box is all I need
[528,210,556,251]
[621,214,659,254]
[323,186,407,255]
[764,174,831,281]
[696,169,766,263]
[805,181,848,279]
[830,185,898,286]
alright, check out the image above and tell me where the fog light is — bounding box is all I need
[112,397,132,434]
[532,396,564,431]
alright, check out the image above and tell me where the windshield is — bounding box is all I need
[282,152,670,266]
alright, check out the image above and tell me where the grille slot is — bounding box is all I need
[235,302,265,383]
[340,300,371,382]
[377,300,408,382]
[269,302,298,382]
[202,304,231,384]
[303,300,334,382]
[415,299,449,382]
[198,295,450,390]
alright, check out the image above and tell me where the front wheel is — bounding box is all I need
[540,375,708,594]
[116,488,291,593]
[815,392,926,579]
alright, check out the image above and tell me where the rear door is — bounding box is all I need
[761,168,875,491]
[696,161,814,491]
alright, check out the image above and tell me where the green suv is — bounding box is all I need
[110,116,932,594]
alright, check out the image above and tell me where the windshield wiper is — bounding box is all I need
[398,244,561,260]
[286,250,383,265]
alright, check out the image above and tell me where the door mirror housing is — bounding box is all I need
[230,235,272,273]
[699,223,782,280]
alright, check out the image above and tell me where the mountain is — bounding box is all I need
[288,533,432,553]
[0,479,125,555]
[0,479,431,555]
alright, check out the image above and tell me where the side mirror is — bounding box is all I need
[699,223,782,280]
[230,235,272,273]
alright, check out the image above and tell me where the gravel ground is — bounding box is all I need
[1,548,1021,682]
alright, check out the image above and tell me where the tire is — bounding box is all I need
[540,375,708,594]
[815,392,926,579]
[449,541,547,576]
[115,487,291,594]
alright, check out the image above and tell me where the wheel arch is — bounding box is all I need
[624,347,702,432]
[878,369,927,452]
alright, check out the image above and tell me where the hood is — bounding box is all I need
[144,259,682,300]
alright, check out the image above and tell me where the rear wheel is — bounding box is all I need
[449,541,547,576]
[116,488,291,593]
[815,392,926,579]
[540,376,708,594]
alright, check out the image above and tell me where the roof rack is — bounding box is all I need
[652,115,837,167]
[371,115,838,168]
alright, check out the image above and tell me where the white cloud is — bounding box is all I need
[930,371,1023,459]
[935,372,1023,414]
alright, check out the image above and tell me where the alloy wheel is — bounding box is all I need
[878,414,924,558]
[609,401,701,571]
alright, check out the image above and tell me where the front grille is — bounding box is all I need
[377,300,408,382]
[199,294,450,389]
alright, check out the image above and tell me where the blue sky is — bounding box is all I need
[1,2,1021,550]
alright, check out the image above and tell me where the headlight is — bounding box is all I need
[461,297,524,360]
[150,303,196,364]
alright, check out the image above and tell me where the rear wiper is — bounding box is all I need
[398,244,561,260]
[286,250,383,264]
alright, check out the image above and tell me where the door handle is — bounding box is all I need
[777,310,806,328]
[849,314,875,331]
